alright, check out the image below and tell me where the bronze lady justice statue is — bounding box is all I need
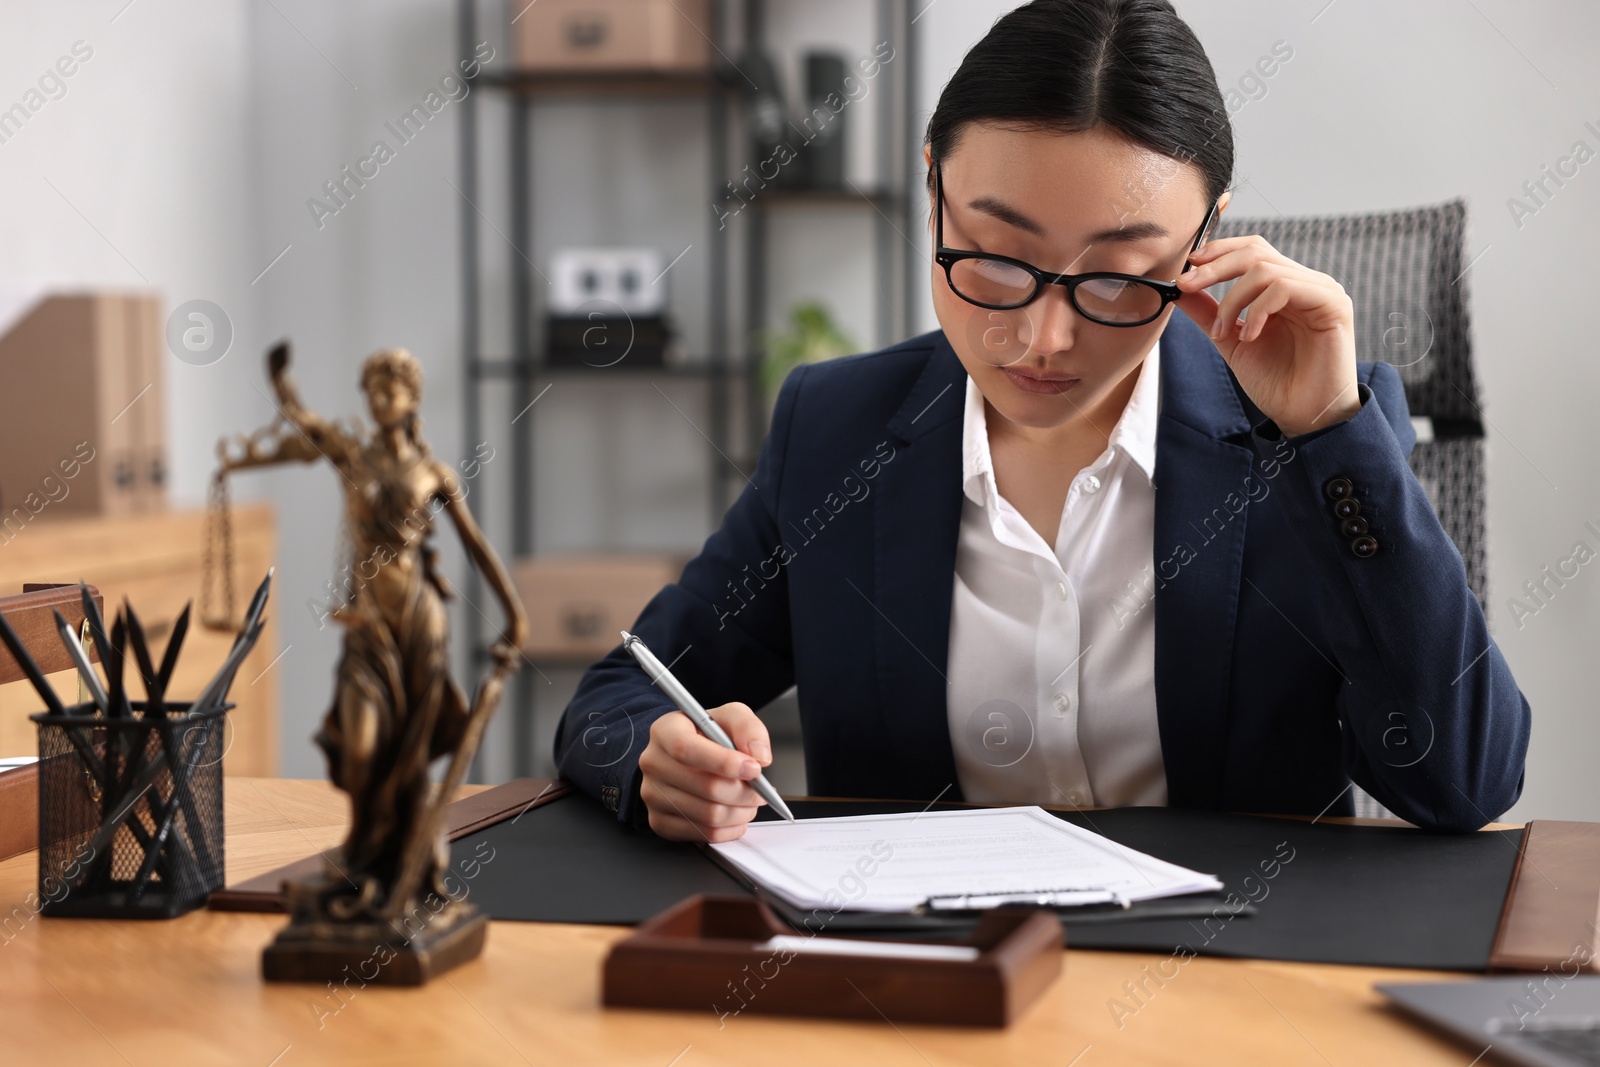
[214,342,526,982]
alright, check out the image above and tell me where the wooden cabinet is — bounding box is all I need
[0,505,277,776]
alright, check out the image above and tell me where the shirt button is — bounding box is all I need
[1082,474,1102,494]
[1055,581,1068,601]
[1052,691,1073,714]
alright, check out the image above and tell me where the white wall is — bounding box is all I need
[244,0,484,778]
[0,1,257,501]
[5,0,1599,820]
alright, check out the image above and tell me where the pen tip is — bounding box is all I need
[619,630,632,642]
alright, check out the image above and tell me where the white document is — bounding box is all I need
[755,935,980,962]
[709,806,1222,913]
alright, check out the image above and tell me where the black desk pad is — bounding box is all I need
[449,786,747,925]
[450,794,1523,971]
[1052,806,1521,970]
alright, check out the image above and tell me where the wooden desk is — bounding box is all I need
[0,779,1485,1066]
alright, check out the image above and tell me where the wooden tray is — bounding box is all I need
[602,893,1063,1027]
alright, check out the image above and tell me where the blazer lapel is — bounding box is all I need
[874,332,968,801]
[1151,310,1258,808]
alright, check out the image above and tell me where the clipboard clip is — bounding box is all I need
[920,888,1132,913]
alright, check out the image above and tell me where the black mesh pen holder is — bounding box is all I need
[32,701,229,919]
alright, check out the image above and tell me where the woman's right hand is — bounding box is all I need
[638,701,773,842]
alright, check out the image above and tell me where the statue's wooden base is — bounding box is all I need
[262,909,487,985]
[261,880,489,986]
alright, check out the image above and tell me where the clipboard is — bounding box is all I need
[602,893,1063,1026]
[699,840,1256,935]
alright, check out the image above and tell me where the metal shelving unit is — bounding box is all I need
[455,0,918,779]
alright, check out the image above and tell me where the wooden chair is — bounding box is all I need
[0,584,102,860]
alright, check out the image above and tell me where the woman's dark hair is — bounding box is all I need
[925,0,1234,209]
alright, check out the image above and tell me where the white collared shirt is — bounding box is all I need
[945,339,1167,808]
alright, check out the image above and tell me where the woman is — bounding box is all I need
[554,0,1529,840]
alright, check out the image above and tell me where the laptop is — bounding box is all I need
[1380,977,1600,1066]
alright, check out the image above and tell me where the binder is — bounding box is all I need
[0,292,167,522]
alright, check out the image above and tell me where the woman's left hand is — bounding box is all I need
[1175,235,1361,437]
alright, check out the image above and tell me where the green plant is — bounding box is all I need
[760,302,855,398]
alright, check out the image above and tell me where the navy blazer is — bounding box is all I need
[554,309,1531,832]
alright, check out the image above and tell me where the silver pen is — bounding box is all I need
[620,630,796,823]
[53,609,110,713]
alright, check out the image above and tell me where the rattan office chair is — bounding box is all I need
[1211,199,1487,820]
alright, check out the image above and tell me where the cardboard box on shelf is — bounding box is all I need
[514,553,688,662]
[512,0,712,73]
[0,292,166,527]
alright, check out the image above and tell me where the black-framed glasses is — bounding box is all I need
[934,160,1219,327]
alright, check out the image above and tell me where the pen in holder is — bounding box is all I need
[33,699,229,918]
[0,573,272,920]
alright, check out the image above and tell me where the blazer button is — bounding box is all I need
[1324,476,1354,500]
[1351,535,1379,558]
[1340,516,1369,538]
[1334,497,1361,520]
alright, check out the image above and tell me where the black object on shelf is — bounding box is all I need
[739,48,807,190]
[546,315,672,367]
[800,51,847,189]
